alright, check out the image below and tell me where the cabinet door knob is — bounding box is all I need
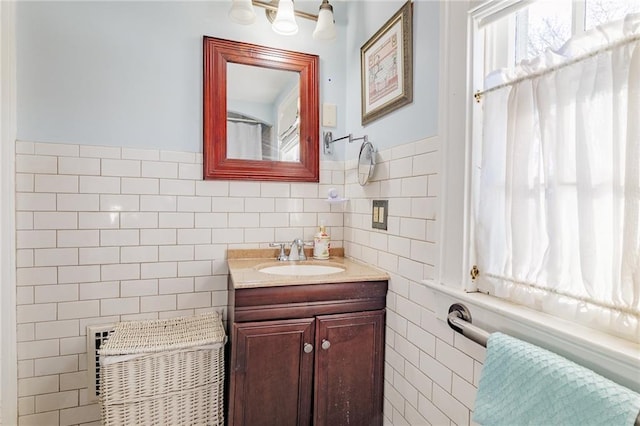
[303,343,313,353]
[321,339,331,350]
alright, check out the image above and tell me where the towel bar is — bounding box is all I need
[446,303,640,426]
[447,303,490,347]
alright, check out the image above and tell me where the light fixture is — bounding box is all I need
[228,0,337,41]
[313,0,336,41]
[272,0,298,35]
[228,0,256,25]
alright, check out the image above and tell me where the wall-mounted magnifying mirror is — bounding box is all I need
[323,131,376,186]
[358,139,376,186]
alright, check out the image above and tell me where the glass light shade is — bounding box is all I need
[272,0,298,36]
[312,3,336,41]
[228,0,256,25]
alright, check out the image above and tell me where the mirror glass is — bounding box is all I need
[203,36,319,182]
[227,63,300,162]
[358,141,376,186]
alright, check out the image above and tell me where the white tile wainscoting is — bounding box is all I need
[13,137,487,426]
[341,136,487,426]
[13,140,346,425]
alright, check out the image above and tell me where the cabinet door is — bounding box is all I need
[230,318,315,426]
[314,310,385,426]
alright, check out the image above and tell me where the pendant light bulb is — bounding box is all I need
[313,0,336,41]
[272,0,298,36]
[229,0,256,25]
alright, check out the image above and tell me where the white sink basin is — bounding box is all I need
[258,263,345,276]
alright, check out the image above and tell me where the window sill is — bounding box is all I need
[422,279,640,393]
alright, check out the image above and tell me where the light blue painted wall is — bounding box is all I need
[16,1,438,159]
[343,0,439,161]
[16,1,347,155]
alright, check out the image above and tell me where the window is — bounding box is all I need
[585,0,640,29]
[482,0,640,74]
[469,0,640,342]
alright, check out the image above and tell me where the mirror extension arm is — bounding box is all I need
[323,132,368,155]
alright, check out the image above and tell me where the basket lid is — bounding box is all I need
[99,312,225,356]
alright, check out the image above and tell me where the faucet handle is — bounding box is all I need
[269,242,288,261]
[298,241,313,261]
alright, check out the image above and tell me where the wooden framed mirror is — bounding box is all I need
[203,36,319,182]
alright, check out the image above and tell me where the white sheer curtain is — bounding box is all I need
[475,14,640,342]
[227,121,263,160]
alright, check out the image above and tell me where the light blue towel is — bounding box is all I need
[474,332,640,426]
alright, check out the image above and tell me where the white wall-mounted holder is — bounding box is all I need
[326,187,348,204]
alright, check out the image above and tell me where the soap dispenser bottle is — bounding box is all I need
[313,221,330,260]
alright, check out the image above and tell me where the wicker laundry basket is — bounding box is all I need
[98,312,226,426]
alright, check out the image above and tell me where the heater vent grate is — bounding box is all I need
[86,323,116,401]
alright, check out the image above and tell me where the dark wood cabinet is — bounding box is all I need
[227,280,388,426]
[314,311,385,426]
[230,318,315,426]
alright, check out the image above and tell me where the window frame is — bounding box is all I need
[428,0,639,395]
[468,0,595,292]
[467,0,639,308]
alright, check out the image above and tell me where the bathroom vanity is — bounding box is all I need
[226,250,389,426]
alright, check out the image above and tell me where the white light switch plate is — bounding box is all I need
[322,103,337,127]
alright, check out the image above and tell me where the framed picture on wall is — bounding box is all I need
[360,0,413,126]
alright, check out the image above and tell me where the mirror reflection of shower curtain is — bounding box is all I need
[227,121,262,160]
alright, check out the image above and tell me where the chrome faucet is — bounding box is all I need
[269,239,308,261]
[288,238,307,261]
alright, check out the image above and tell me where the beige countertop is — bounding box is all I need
[227,249,389,289]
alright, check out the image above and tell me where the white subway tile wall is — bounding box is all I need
[342,136,486,426]
[14,141,345,425]
[14,138,484,426]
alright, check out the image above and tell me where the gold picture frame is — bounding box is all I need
[360,1,413,126]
